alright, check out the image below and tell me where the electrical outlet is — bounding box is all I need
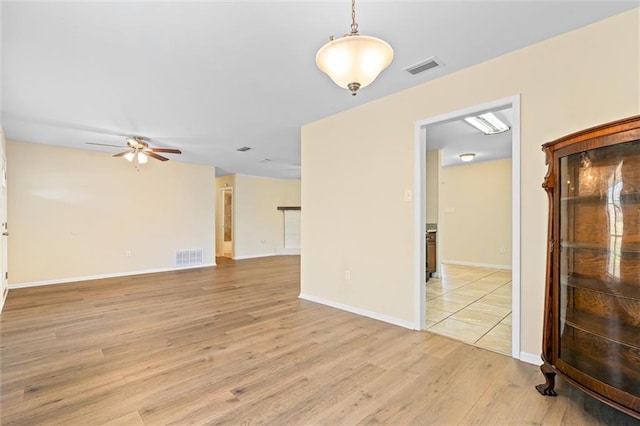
[404,189,412,202]
[345,270,351,281]
[125,250,132,257]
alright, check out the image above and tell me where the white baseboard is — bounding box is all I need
[233,252,301,260]
[299,293,419,330]
[232,253,277,260]
[519,351,543,366]
[441,260,512,270]
[8,263,217,290]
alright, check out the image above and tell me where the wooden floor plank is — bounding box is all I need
[1,256,636,425]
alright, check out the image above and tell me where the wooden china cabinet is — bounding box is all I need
[536,115,640,419]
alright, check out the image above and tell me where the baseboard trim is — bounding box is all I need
[519,351,543,366]
[232,253,277,260]
[299,293,419,330]
[232,253,300,260]
[441,260,512,270]
[8,263,217,290]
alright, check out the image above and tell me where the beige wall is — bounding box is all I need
[425,150,439,224]
[301,9,639,356]
[440,159,511,267]
[8,141,216,285]
[233,174,301,259]
[215,175,235,257]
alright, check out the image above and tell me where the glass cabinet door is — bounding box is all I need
[557,140,640,398]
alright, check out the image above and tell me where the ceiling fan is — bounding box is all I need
[86,136,182,170]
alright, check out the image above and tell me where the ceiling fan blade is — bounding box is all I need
[86,142,125,148]
[113,151,131,157]
[150,148,182,154]
[146,151,169,161]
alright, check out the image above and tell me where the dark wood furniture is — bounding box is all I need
[536,115,640,419]
[426,231,437,278]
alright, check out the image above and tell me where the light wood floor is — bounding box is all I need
[1,256,636,425]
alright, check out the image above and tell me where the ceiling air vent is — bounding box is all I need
[236,146,252,152]
[405,56,443,75]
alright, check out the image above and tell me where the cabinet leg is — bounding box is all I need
[535,363,557,396]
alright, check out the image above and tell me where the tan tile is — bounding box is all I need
[501,313,512,326]
[440,281,472,290]
[479,293,512,308]
[456,271,495,281]
[450,309,503,328]
[426,308,451,323]
[426,320,437,329]
[464,281,504,292]
[491,282,512,296]
[439,291,480,304]
[426,298,469,314]
[426,287,446,297]
[426,293,441,302]
[464,301,512,318]
[450,287,491,299]
[428,318,491,344]
[441,275,474,284]
[475,324,512,355]
[490,270,513,279]
[475,275,512,285]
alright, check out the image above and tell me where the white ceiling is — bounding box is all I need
[426,108,513,167]
[2,1,636,179]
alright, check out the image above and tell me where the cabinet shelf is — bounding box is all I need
[562,275,640,300]
[560,192,640,203]
[563,309,640,348]
[560,241,640,255]
[560,347,640,397]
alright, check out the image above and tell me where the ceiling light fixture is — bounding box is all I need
[316,0,394,96]
[459,153,476,162]
[464,112,510,135]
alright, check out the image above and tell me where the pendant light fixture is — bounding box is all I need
[316,0,394,96]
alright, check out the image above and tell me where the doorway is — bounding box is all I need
[220,187,233,258]
[414,95,521,359]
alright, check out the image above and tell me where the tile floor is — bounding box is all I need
[425,263,512,355]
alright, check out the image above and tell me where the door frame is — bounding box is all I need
[413,94,521,359]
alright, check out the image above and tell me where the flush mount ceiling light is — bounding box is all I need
[464,112,510,135]
[459,153,476,162]
[316,0,394,96]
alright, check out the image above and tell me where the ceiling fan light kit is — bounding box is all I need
[316,0,393,96]
[86,136,182,170]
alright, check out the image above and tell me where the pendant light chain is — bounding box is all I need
[350,0,359,35]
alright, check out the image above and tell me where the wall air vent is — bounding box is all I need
[236,146,252,152]
[175,249,204,267]
[405,56,443,75]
